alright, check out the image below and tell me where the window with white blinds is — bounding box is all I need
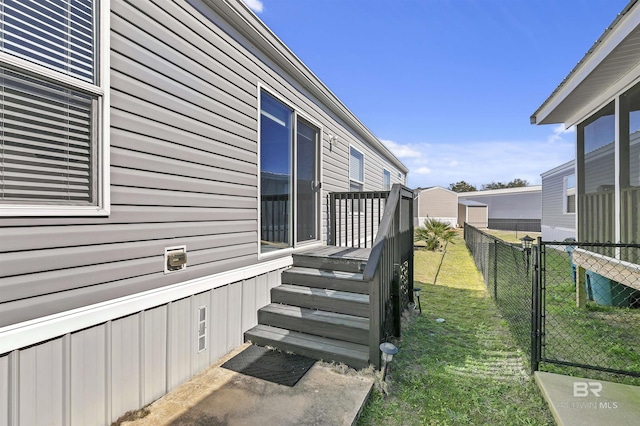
[349,146,364,188]
[1,68,95,203]
[0,0,95,83]
[0,0,107,215]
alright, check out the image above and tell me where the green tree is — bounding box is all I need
[481,181,506,190]
[506,178,529,188]
[448,181,477,192]
[481,178,529,190]
[415,218,457,251]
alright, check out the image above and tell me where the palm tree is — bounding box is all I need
[415,218,456,251]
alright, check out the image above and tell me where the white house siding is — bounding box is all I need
[541,161,576,242]
[0,1,407,424]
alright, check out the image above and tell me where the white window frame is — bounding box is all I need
[257,84,324,258]
[383,169,391,191]
[0,1,110,217]
[349,145,365,191]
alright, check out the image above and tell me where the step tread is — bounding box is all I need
[260,303,369,330]
[284,266,365,281]
[246,324,369,364]
[275,284,369,304]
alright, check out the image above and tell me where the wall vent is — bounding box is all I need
[164,245,187,274]
[197,305,207,353]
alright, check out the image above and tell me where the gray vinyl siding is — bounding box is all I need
[459,192,542,220]
[0,1,406,423]
[541,164,576,231]
[0,269,282,426]
[0,0,405,325]
[1,0,261,325]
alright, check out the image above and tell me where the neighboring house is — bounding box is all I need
[458,200,489,228]
[541,160,577,242]
[415,186,458,227]
[458,186,542,232]
[0,1,408,424]
[531,1,639,258]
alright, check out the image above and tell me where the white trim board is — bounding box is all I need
[0,256,292,353]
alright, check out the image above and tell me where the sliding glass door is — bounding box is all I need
[296,119,319,243]
[259,91,320,252]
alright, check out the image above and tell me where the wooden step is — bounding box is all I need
[245,324,369,369]
[271,284,369,318]
[292,248,369,273]
[282,267,369,294]
[258,303,369,345]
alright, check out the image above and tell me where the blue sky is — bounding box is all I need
[242,0,629,189]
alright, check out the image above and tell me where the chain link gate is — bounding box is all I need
[532,239,640,380]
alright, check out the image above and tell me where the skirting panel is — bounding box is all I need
[0,267,285,426]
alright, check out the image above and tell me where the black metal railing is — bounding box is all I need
[360,184,414,368]
[260,194,289,244]
[329,190,390,248]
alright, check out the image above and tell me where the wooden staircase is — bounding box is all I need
[244,247,372,369]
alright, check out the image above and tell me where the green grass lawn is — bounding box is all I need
[481,229,541,245]
[358,231,554,425]
[538,248,640,385]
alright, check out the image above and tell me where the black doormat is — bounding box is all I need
[221,345,316,387]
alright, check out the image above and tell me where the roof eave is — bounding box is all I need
[531,0,640,127]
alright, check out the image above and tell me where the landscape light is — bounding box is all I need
[380,342,399,380]
[413,287,422,314]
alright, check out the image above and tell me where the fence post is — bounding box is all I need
[493,240,498,299]
[530,240,541,373]
[576,266,587,309]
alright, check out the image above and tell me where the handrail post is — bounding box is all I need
[392,263,401,337]
[407,189,415,301]
[330,193,336,246]
[369,269,381,369]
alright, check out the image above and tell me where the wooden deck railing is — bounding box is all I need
[328,185,415,368]
[329,190,390,248]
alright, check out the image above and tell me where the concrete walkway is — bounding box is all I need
[119,343,375,426]
[535,371,640,426]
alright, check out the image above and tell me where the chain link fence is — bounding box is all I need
[464,223,533,362]
[465,223,640,383]
[537,240,640,381]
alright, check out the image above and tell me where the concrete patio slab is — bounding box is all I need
[119,343,375,426]
[535,371,640,426]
